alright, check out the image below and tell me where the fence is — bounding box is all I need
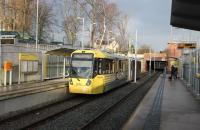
[45,55,70,79]
[0,43,71,86]
[181,49,200,97]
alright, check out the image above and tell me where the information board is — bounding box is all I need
[177,43,197,49]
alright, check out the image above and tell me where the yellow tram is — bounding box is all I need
[69,49,141,94]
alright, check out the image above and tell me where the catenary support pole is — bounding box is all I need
[63,58,66,79]
[134,30,138,83]
[0,22,2,86]
[35,0,39,51]
[149,48,152,76]
[9,70,12,85]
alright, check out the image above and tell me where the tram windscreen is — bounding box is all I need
[71,53,93,78]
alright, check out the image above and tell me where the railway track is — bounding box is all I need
[0,72,153,130]
[0,80,68,101]
[0,95,94,130]
[26,73,158,130]
[79,73,159,130]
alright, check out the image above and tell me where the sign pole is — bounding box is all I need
[9,70,12,85]
[3,61,13,86]
[18,58,21,84]
[4,70,6,86]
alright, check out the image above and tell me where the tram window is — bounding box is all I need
[111,60,115,73]
[123,61,126,72]
[94,59,98,76]
[120,61,123,72]
[119,60,121,72]
[107,62,109,74]
[122,61,124,72]
[109,60,114,74]
[98,59,103,74]
[95,59,116,74]
[121,60,126,72]
[105,59,109,74]
[112,60,116,73]
[109,62,111,74]
[99,62,101,74]
[112,60,115,73]
[99,59,103,74]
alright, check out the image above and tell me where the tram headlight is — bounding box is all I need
[86,79,91,86]
[69,79,73,85]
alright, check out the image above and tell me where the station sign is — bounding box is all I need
[3,60,12,71]
[19,53,39,73]
[177,43,197,49]
[19,53,38,61]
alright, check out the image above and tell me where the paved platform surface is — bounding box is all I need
[0,78,70,117]
[123,74,200,130]
[160,78,200,130]
[0,78,68,100]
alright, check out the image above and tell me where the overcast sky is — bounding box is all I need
[112,0,172,51]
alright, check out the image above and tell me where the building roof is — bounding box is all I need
[72,49,127,59]
[45,48,75,56]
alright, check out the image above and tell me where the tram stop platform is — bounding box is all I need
[0,78,68,101]
[123,74,200,130]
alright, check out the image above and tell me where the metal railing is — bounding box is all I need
[17,43,61,51]
[181,49,200,97]
[0,43,72,86]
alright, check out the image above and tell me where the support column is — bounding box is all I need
[9,70,12,85]
[149,49,152,76]
[187,49,192,88]
[196,44,199,96]
[63,57,66,79]
[41,53,45,81]
[134,30,138,83]
[18,60,21,84]
[4,70,7,86]
[56,56,59,78]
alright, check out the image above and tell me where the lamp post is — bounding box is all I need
[134,30,138,83]
[0,20,2,86]
[77,17,84,50]
[35,0,39,51]
[149,47,152,76]
[154,52,156,72]
[89,22,96,48]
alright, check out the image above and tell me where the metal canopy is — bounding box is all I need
[45,48,75,56]
[170,0,200,31]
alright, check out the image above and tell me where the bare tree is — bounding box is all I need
[79,0,106,47]
[32,0,54,43]
[104,3,120,31]
[0,0,34,33]
[74,0,120,48]
[23,1,33,34]
[116,14,129,53]
[62,0,83,46]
